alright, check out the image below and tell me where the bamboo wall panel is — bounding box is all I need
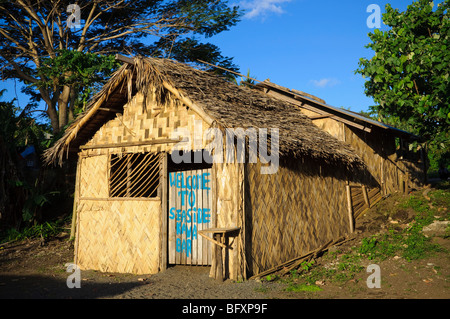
[343,125,425,193]
[311,118,344,141]
[244,158,349,276]
[302,112,425,194]
[75,199,161,274]
[216,163,238,227]
[398,159,426,189]
[343,126,384,186]
[298,109,344,140]
[384,159,397,194]
[81,91,211,157]
[350,185,381,219]
[79,155,109,198]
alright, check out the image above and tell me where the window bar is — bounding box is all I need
[111,153,143,197]
[129,155,161,197]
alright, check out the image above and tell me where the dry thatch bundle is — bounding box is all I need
[44,56,363,168]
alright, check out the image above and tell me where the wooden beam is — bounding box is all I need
[215,233,224,281]
[362,185,370,208]
[346,184,354,233]
[309,115,330,120]
[266,89,372,133]
[291,88,326,104]
[292,95,372,133]
[198,232,227,249]
[79,138,184,150]
[70,159,81,239]
[160,153,168,271]
[98,107,122,113]
[198,227,240,234]
[115,54,134,65]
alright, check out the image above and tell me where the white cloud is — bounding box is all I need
[238,0,292,19]
[310,78,340,88]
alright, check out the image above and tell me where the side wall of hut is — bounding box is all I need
[304,111,426,193]
[243,157,352,277]
[343,125,426,193]
[258,89,425,195]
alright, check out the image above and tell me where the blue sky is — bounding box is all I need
[209,0,415,112]
[0,0,417,115]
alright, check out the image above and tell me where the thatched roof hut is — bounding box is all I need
[44,57,362,168]
[45,56,419,280]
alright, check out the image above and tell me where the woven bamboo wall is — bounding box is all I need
[349,185,382,219]
[343,125,385,186]
[308,118,344,142]
[75,199,161,274]
[299,107,425,194]
[80,91,211,158]
[74,89,218,275]
[344,125,426,193]
[244,158,349,276]
[79,155,109,198]
[400,159,426,188]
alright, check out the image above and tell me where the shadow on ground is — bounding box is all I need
[0,274,142,299]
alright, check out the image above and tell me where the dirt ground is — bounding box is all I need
[0,190,449,301]
[1,229,448,300]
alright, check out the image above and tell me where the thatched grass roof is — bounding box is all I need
[44,56,363,167]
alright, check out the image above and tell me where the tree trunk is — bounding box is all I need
[46,102,60,134]
[68,86,77,123]
[38,87,60,134]
[58,85,71,131]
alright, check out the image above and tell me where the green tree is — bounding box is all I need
[356,0,450,169]
[0,90,54,227]
[0,0,242,133]
[31,50,120,123]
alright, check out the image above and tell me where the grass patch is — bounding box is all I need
[358,189,448,262]
[285,252,364,287]
[280,185,449,290]
[0,217,70,245]
[285,283,323,292]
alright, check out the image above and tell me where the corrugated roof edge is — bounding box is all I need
[256,81,422,141]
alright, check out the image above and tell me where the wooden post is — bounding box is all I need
[405,172,409,194]
[396,167,399,192]
[215,234,223,281]
[210,165,218,279]
[346,184,354,233]
[70,159,81,239]
[362,185,370,208]
[160,153,168,271]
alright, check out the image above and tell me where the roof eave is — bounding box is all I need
[255,82,422,141]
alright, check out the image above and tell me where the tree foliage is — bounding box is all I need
[35,50,120,117]
[0,90,54,227]
[0,0,242,132]
[356,0,450,169]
